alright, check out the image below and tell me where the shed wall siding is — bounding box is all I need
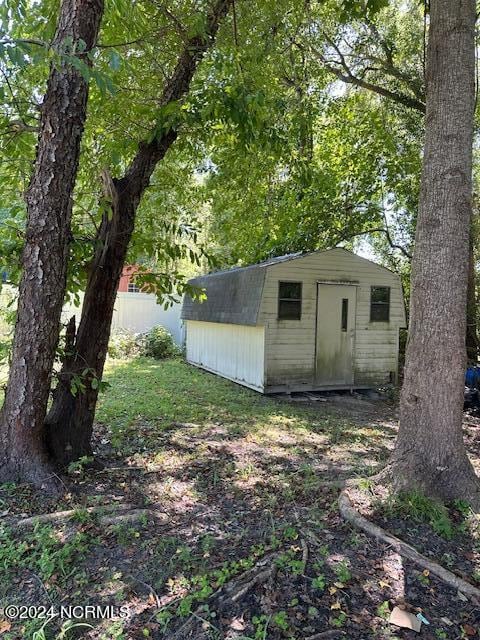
[259,249,405,389]
[185,320,265,391]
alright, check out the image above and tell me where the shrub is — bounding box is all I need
[143,326,179,359]
[108,329,143,359]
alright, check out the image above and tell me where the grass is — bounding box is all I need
[1,357,477,639]
[98,357,317,428]
[96,357,355,457]
[377,489,456,539]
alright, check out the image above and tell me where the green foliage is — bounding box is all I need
[376,600,390,619]
[66,455,95,476]
[380,490,455,539]
[272,610,289,631]
[108,329,143,359]
[143,326,180,360]
[333,559,351,584]
[312,574,326,591]
[330,610,347,628]
[68,367,108,397]
[0,523,92,583]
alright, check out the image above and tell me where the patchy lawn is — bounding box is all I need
[1,358,479,639]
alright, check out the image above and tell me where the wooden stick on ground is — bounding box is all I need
[13,502,135,528]
[167,553,279,640]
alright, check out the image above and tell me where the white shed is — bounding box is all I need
[181,249,407,393]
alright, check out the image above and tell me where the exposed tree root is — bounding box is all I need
[166,553,278,640]
[338,487,480,605]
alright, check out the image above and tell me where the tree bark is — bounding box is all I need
[0,0,104,490]
[391,0,480,505]
[44,0,234,467]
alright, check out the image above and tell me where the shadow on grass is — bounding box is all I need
[7,358,477,639]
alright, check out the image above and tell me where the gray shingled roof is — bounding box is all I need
[181,253,302,325]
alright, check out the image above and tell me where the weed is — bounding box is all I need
[100,621,126,640]
[312,574,326,591]
[111,523,142,546]
[379,490,455,539]
[440,552,455,568]
[376,600,390,619]
[67,456,95,475]
[272,610,289,631]
[417,569,430,586]
[333,560,351,584]
[275,548,304,575]
[251,614,270,640]
[0,524,92,585]
[330,611,347,628]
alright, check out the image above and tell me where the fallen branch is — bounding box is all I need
[100,508,168,526]
[13,502,134,528]
[96,465,163,474]
[300,538,309,574]
[338,489,480,605]
[166,553,278,640]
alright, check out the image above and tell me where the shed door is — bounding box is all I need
[315,284,357,386]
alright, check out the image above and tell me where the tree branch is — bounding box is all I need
[335,227,412,260]
[118,0,234,200]
[295,36,426,114]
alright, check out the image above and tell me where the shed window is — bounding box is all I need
[278,281,302,320]
[370,286,390,322]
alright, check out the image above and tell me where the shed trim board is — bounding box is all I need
[316,280,360,286]
[183,249,406,393]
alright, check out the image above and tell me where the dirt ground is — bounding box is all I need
[1,359,479,640]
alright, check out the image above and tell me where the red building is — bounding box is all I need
[118,265,140,293]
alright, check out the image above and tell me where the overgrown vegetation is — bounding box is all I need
[107,326,180,361]
[143,326,180,360]
[375,489,479,541]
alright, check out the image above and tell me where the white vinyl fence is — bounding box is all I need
[0,286,15,337]
[63,292,184,346]
[2,288,184,345]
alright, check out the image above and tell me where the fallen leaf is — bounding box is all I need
[462,624,476,637]
[230,617,245,631]
[330,601,342,610]
[0,621,11,634]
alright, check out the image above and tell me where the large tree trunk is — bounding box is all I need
[44,0,234,468]
[390,0,480,505]
[0,0,104,489]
